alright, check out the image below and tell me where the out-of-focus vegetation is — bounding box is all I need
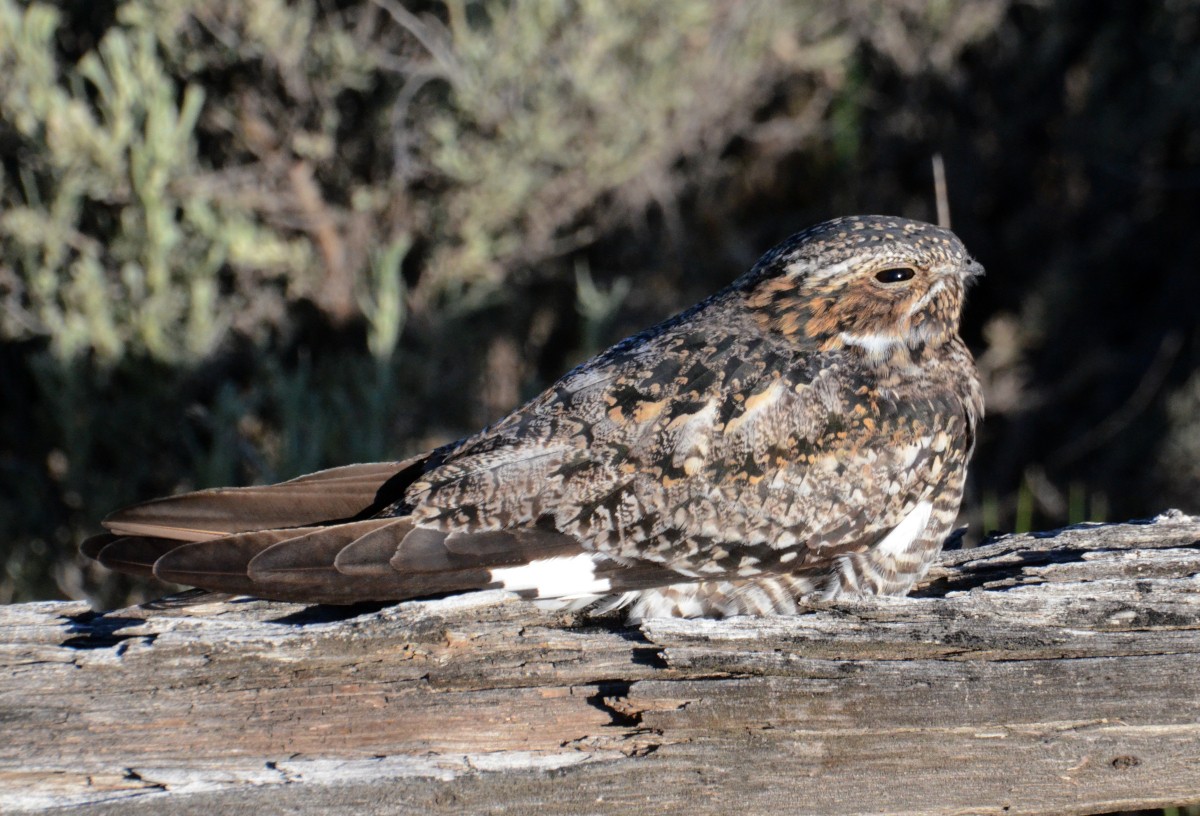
[0,0,1196,605]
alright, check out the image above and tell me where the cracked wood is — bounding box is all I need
[1,512,1198,815]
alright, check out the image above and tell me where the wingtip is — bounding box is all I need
[102,494,230,542]
[100,458,425,542]
[80,533,119,560]
[93,536,192,578]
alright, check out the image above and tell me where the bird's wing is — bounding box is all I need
[403,295,791,534]
[406,305,971,586]
[85,297,777,604]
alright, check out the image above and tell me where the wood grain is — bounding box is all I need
[1,511,1198,814]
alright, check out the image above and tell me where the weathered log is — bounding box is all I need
[1,511,1198,815]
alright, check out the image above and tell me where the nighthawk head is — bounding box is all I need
[744,215,983,356]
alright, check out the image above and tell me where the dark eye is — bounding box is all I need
[875,268,915,283]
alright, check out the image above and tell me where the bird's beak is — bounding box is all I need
[965,259,986,279]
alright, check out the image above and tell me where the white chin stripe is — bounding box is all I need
[874,500,934,557]
[490,554,612,599]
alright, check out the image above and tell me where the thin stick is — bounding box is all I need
[932,153,950,228]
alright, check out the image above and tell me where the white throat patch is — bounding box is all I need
[839,331,903,356]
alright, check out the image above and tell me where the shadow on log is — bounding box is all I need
[2,512,1199,815]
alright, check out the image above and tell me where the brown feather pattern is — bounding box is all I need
[87,216,984,620]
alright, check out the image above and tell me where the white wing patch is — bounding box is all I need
[874,500,933,557]
[490,554,611,599]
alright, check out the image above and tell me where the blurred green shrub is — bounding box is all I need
[0,0,868,361]
[0,0,314,363]
[409,0,853,302]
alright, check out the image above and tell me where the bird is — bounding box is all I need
[83,215,985,621]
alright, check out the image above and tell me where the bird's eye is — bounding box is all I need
[875,268,915,283]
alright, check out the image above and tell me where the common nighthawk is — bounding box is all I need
[84,215,985,620]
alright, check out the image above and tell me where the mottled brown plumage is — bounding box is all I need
[86,215,984,620]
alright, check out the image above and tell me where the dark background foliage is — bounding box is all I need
[1,0,1197,606]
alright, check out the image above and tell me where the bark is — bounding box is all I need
[1,511,1198,815]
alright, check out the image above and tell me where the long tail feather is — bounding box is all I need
[103,458,426,541]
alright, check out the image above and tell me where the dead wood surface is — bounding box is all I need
[1,512,1199,815]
